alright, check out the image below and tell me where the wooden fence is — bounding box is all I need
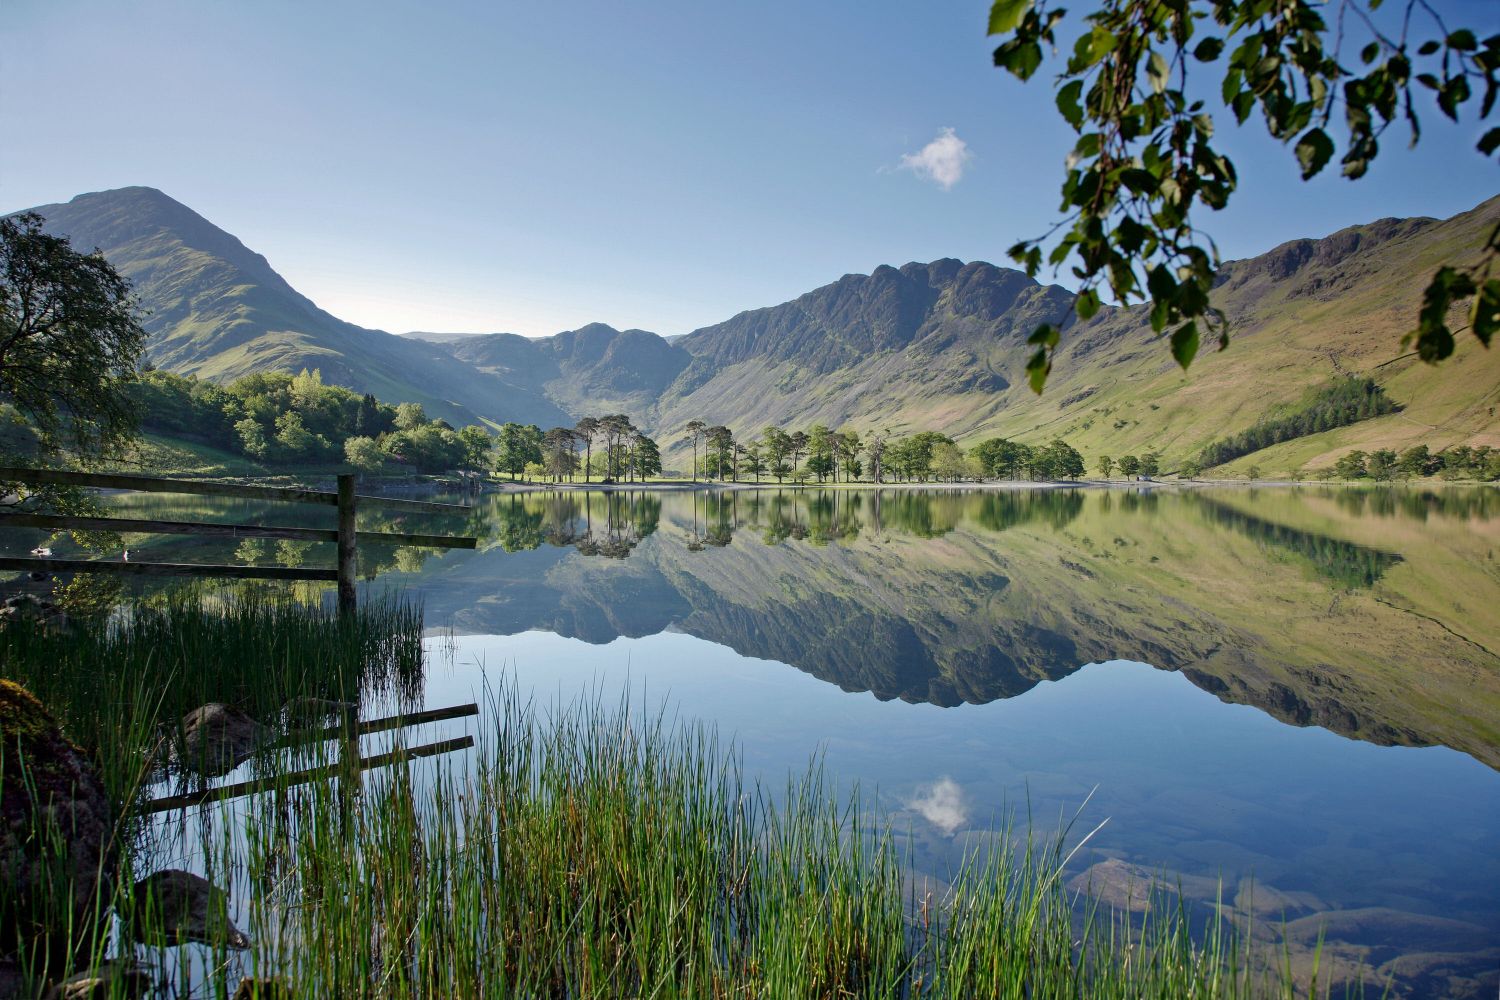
[0,467,477,612]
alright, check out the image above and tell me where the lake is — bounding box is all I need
[17,485,1500,997]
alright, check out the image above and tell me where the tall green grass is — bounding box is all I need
[204,689,1324,998]
[0,588,423,993]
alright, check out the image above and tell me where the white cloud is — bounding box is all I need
[907,776,968,836]
[898,127,972,190]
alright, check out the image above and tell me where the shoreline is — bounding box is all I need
[485,477,1456,494]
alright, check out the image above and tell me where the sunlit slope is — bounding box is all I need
[966,197,1500,467]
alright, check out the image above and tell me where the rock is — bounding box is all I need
[1066,857,1221,914]
[178,703,267,778]
[128,869,251,950]
[0,680,115,973]
[43,960,153,999]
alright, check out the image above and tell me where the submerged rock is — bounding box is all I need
[178,703,267,778]
[128,869,251,950]
[0,680,115,973]
[43,959,153,1000]
[1066,857,1221,913]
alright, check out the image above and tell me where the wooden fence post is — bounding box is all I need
[336,474,358,615]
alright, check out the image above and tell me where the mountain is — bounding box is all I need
[18,186,1500,471]
[19,187,569,428]
[436,323,692,419]
[638,198,1500,466]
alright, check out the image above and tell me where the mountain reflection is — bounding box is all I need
[417,486,1498,769]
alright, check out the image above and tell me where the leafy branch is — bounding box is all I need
[988,0,1499,391]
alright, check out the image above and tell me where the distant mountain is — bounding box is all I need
[19,187,569,428]
[19,186,1500,470]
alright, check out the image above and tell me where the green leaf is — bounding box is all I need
[994,39,1044,79]
[988,0,1032,35]
[1026,346,1051,394]
[1147,50,1171,93]
[1361,42,1380,64]
[1294,128,1335,179]
[1076,288,1101,320]
[1472,280,1500,347]
[1418,40,1440,56]
[1446,29,1477,51]
[1193,37,1223,62]
[1056,79,1085,129]
[1170,321,1200,369]
[1480,128,1500,157]
[1027,322,1061,348]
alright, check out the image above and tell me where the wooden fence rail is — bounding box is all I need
[0,468,477,610]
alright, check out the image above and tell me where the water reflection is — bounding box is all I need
[372,487,1499,775]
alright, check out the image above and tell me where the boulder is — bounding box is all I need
[128,869,251,950]
[178,703,267,778]
[0,680,115,974]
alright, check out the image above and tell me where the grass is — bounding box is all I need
[213,687,1302,999]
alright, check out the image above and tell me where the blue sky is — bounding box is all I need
[3,0,1496,337]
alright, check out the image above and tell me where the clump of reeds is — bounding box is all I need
[0,587,424,993]
[201,688,1313,998]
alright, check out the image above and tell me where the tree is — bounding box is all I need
[836,430,863,482]
[1178,457,1203,480]
[1334,450,1370,480]
[1139,452,1161,478]
[575,417,600,484]
[456,425,493,474]
[1118,454,1142,478]
[634,434,663,480]
[706,426,734,480]
[393,401,427,430]
[0,212,147,462]
[761,426,792,483]
[274,410,321,459]
[543,426,579,482]
[234,416,270,460]
[1368,448,1398,481]
[866,432,888,483]
[931,441,970,481]
[987,0,1499,391]
[685,419,706,483]
[1397,444,1432,479]
[494,422,543,480]
[1097,455,1115,479]
[344,435,386,473]
[599,414,636,480]
[789,430,809,478]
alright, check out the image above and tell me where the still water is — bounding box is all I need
[32,485,1500,996]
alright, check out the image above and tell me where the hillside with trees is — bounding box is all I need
[17,188,1500,476]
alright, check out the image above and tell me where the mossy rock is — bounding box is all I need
[0,680,115,973]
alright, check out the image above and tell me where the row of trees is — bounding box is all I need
[674,423,1097,483]
[1197,378,1399,470]
[1332,444,1500,482]
[505,414,663,483]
